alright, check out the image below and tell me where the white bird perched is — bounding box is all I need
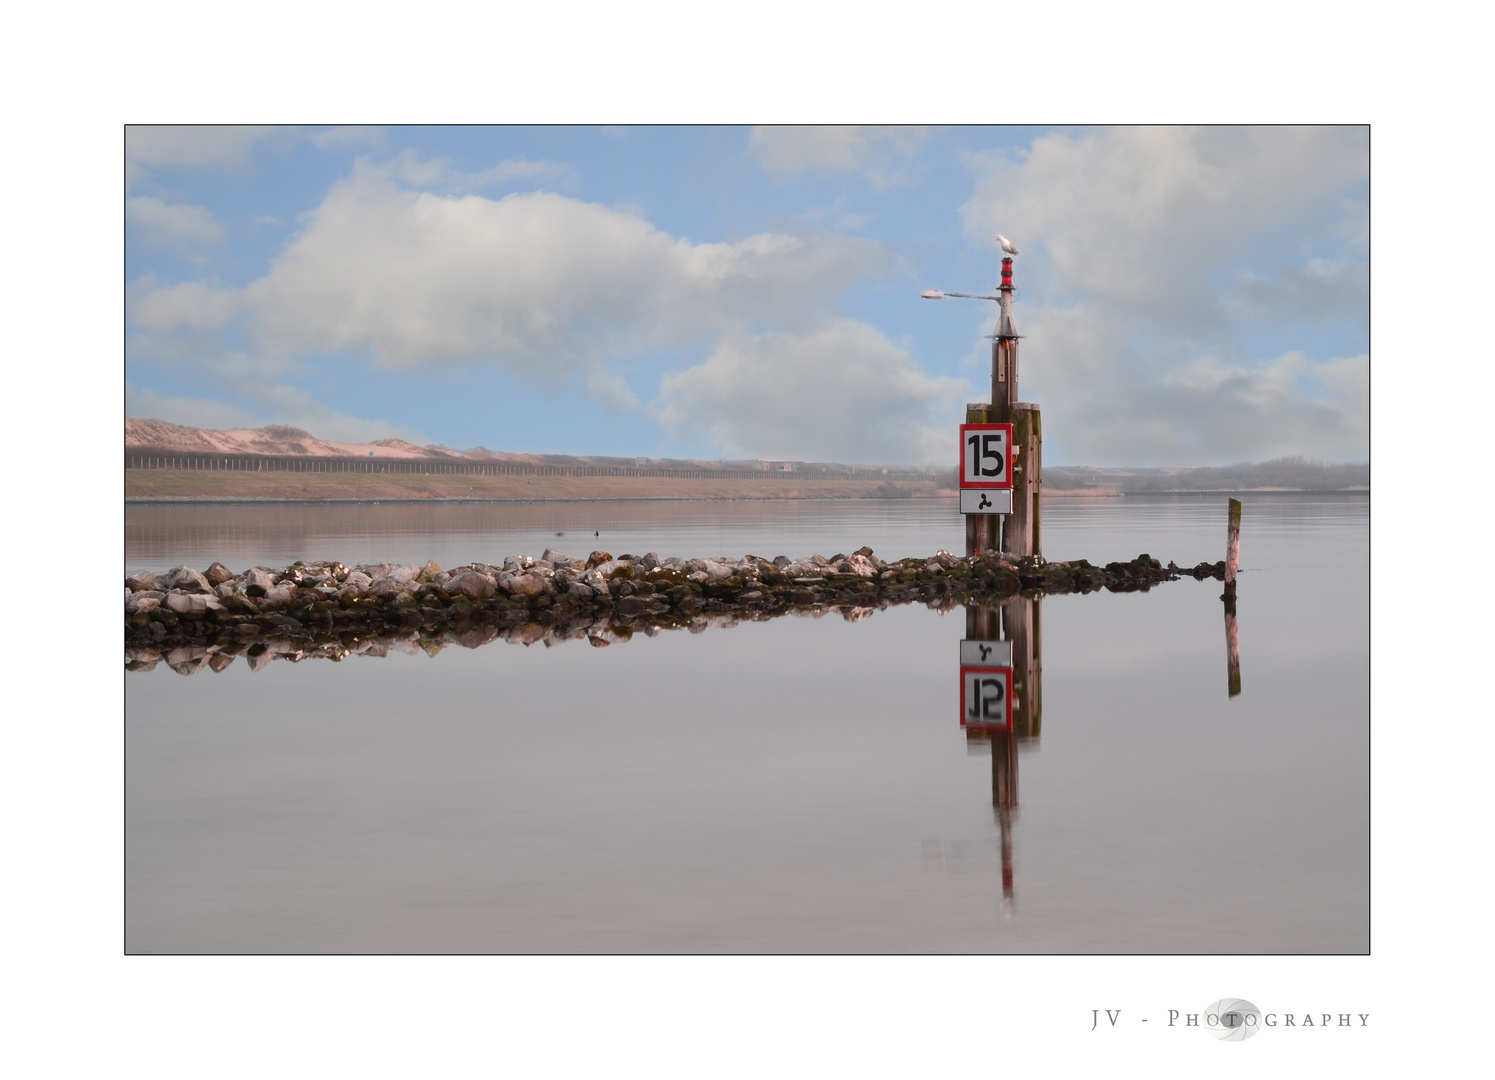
[994,234,1019,256]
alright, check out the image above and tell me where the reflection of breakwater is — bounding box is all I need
[125,547,1225,673]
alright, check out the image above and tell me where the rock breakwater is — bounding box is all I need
[125,547,1226,673]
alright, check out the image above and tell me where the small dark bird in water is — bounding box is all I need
[595,530,600,537]
[556,531,564,537]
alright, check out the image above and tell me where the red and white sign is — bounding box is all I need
[960,666,1014,732]
[959,423,1013,489]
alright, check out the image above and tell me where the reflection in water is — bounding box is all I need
[1224,594,1242,697]
[959,594,1041,917]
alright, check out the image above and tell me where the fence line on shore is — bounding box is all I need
[124,451,939,482]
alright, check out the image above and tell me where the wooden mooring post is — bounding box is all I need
[1223,498,1241,601]
[1223,498,1242,697]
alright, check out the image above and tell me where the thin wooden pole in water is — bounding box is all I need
[1224,497,1242,601]
[1223,498,1242,697]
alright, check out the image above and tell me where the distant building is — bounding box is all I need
[763,461,796,472]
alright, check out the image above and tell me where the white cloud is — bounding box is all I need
[1230,257,1369,322]
[131,278,243,336]
[585,369,639,414]
[750,126,930,186]
[125,125,275,185]
[125,381,429,444]
[135,166,890,411]
[1017,300,1369,464]
[959,126,1369,463]
[125,383,262,431]
[127,196,225,252]
[128,158,973,462]
[657,321,967,464]
[386,150,569,192]
[305,126,386,151]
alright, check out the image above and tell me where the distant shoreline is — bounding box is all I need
[126,489,1369,507]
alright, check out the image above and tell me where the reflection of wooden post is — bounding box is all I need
[1002,593,1042,738]
[964,403,993,557]
[1224,596,1241,697]
[1224,498,1241,601]
[992,733,1017,903]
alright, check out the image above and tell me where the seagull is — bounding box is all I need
[995,234,1019,256]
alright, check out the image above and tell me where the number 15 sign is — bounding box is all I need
[960,423,1012,489]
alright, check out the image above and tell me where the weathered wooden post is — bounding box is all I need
[1222,497,1243,696]
[1223,498,1241,601]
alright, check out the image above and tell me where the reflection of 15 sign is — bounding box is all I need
[960,666,1013,732]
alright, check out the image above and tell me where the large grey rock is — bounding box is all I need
[386,565,422,585]
[126,595,161,615]
[447,570,498,600]
[163,565,211,593]
[204,562,234,587]
[125,571,159,592]
[500,572,545,597]
[165,591,209,614]
[261,583,296,606]
[368,576,409,599]
[541,548,575,567]
[846,553,877,577]
[243,568,275,596]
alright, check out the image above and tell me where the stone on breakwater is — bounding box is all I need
[448,570,499,600]
[492,572,535,597]
[163,565,211,593]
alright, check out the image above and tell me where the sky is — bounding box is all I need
[125,125,1369,467]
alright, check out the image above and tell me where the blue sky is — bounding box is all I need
[125,125,1368,466]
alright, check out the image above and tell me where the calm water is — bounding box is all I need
[125,495,1369,953]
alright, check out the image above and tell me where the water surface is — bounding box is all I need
[125,495,1368,953]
